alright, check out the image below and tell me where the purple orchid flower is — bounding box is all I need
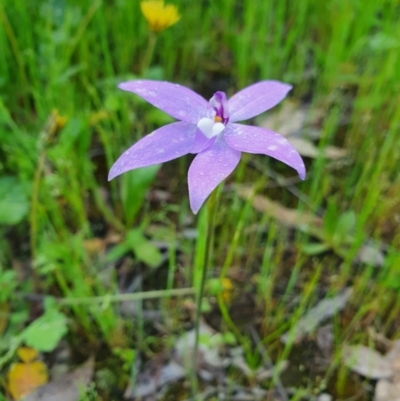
[108,80,306,214]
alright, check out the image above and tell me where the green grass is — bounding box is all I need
[1,0,400,399]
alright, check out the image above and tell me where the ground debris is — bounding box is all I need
[258,101,348,160]
[316,324,334,357]
[317,394,333,401]
[124,321,224,399]
[237,186,386,267]
[342,345,393,379]
[356,243,385,267]
[24,357,94,401]
[236,187,322,234]
[124,358,186,399]
[7,347,48,400]
[342,341,400,400]
[281,288,352,344]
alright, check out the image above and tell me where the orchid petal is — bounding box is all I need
[224,123,306,179]
[108,122,196,180]
[190,129,216,154]
[118,80,208,124]
[188,137,241,214]
[228,81,292,122]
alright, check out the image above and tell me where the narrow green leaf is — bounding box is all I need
[127,229,163,268]
[302,242,331,255]
[0,177,29,225]
[121,165,160,226]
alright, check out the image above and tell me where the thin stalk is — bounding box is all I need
[58,287,195,305]
[30,150,46,265]
[141,31,157,75]
[191,189,219,400]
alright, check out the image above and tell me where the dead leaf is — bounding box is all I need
[342,345,392,379]
[258,102,347,159]
[258,102,309,138]
[384,340,400,368]
[238,187,384,267]
[375,340,400,401]
[318,394,333,401]
[356,244,385,267]
[124,359,185,399]
[343,340,400,399]
[17,347,39,363]
[316,324,334,356]
[237,187,322,235]
[174,321,223,371]
[24,357,94,401]
[281,288,352,344]
[286,137,348,159]
[124,321,223,398]
[375,380,400,401]
[7,347,48,400]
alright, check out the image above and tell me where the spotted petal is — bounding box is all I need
[108,122,196,180]
[228,81,292,123]
[188,137,241,214]
[118,80,208,124]
[224,123,306,179]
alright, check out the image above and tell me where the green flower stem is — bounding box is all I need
[141,31,157,75]
[191,188,220,400]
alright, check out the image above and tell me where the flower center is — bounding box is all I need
[197,91,229,138]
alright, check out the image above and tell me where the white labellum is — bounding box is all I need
[197,118,225,138]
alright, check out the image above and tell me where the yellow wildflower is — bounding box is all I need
[140,0,180,33]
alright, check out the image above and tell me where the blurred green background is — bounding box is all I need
[0,0,399,399]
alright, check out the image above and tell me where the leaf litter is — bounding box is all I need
[24,357,94,401]
[281,288,353,344]
[343,340,400,401]
[257,101,348,160]
[124,321,224,399]
[7,347,48,400]
[237,186,386,267]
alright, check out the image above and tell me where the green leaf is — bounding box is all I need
[0,177,29,225]
[126,229,163,268]
[323,200,338,238]
[222,331,237,346]
[302,242,331,255]
[0,268,17,302]
[58,117,91,158]
[104,241,130,263]
[22,308,68,352]
[333,211,356,245]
